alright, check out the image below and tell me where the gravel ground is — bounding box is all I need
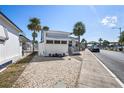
[13,55,83,88]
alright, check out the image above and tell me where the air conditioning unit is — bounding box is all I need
[0,25,9,42]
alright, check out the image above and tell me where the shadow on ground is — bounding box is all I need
[30,55,64,62]
[69,54,83,62]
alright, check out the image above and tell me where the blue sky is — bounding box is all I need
[0,5,124,42]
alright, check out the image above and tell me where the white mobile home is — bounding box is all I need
[19,34,33,53]
[38,30,70,56]
[0,12,23,69]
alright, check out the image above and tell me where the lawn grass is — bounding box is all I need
[0,52,36,88]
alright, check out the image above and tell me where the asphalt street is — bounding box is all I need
[94,50,124,84]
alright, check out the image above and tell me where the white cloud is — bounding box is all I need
[101,16,117,27]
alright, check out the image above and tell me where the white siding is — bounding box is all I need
[0,31,21,64]
[46,32,68,38]
[38,42,68,56]
[38,43,45,56]
[0,15,22,65]
[38,31,70,56]
[44,43,68,56]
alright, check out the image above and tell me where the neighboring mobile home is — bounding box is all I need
[19,34,33,55]
[38,30,70,56]
[68,37,80,55]
[0,12,23,69]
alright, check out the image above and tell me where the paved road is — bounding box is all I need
[94,50,124,84]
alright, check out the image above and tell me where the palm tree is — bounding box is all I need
[103,40,110,49]
[32,32,38,44]
[43,26,49,31]
[89,41,98,45]
[73,22,86,51]
[119,31,124,45]
[27,18,41,52]
[98,38,103,48]
[41,26,49,42]
[81,38,86,43]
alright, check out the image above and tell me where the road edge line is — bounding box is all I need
[88,49,124,88]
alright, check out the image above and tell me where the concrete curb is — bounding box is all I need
[88,49,124,88]
[74,51,85,88]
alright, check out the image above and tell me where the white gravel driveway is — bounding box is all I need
[13,55,83,88]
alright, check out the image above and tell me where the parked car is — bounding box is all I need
[89,45,100,52]
[117,45,123,51]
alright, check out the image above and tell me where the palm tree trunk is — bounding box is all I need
[41,29,43,42]
[100,41,101,49]
[33,31,35,52]
[78,35,80,51]
[85,41,87,48]
[41,29,42,42]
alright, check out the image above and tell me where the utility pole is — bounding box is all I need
[112,27,122,45]
[118,27,122,46]
[119,27,122,37]
[112,27,122,38]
